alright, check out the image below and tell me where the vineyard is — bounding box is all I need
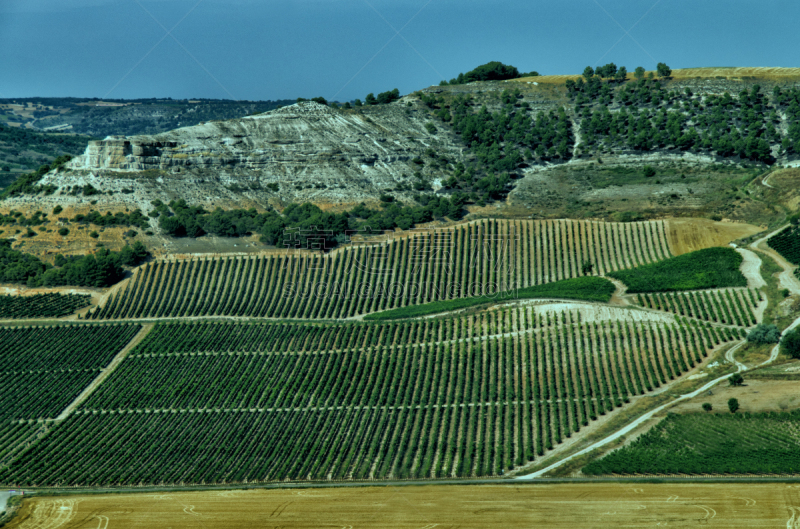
[0,314,743,486]
[0,324,141,463]
[631,288,761,327]
[0,293,91,319]
[767,225,800,266]
[608,247,746,293]
[583,410,800,475]
[91,219,672,320]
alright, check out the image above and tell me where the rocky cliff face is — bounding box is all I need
[29,100,466,211]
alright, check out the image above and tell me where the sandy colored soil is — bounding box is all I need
[669,378,800,415]
[9,483,800,529]
[665,218,762,256]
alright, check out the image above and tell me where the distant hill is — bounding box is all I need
[0,97,293,143]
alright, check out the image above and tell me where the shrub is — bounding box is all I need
[642,165,656,177]
[89,231,99,239]
[728,398,739,413]
[58,227,69,237]
[53,205,63,214]
[747,323,780,344]
[782,327,800,359]
[702,403,713,412]
[425,122,437,134]
[729,372,744,386]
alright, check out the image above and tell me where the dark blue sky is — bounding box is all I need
[2,0,797,101]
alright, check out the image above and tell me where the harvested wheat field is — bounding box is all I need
[665,218,762,256]
[8,484,800,528]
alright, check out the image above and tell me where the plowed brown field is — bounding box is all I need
[7,483,800,528]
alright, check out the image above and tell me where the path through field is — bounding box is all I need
[514,318,791,480]
[54,324,153,423]
[7,484,800,528]
[750,226,800,295]
[734,248,766,289]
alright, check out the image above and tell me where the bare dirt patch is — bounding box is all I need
[8,484,800,529]
[669,378,800,415]
[665,218,762,255]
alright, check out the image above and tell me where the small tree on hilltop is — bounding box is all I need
[728,397,739,413]
[783,327,800,359]
[657,62,672,78]
[583,66,595,80]
[634,66,646,80]
[614,66,628,83]
[702,403,713,412]
[729,372,744,386]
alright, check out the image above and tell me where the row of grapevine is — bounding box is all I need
[633,289,761,327]
[0,293,91,319]
[0,324,141,374]
[0,324,141,467]
[584,410,800,475]
[93,219,672,320]
[0,315,741,486]
[84,316,738,414]
[0,422,43,468]
[767,225,800,265]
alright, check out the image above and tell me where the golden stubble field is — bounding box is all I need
[8,483,800,529]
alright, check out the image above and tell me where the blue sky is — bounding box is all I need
[1,0,798,101]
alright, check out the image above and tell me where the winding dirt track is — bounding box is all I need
[750,226,800,295]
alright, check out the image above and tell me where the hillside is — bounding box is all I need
[3,67,800,238]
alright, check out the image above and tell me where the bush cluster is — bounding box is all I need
[747,323,780,344]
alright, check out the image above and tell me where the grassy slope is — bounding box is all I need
[364,276,615,320]
[608,247,746,293]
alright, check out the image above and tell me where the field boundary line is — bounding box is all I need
[53,323,153,423]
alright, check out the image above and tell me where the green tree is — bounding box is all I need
[747,323,781,344]
[634,66,646,80]
[657,62,672,78]
[702,403,713,412]
[583,66,595,80]
[354,99,362,107]
[58,227,69,237]
[614,66,628,83]
[365,93,376,105]
[643,165,656,177]
[728,398,739,413]
[52,205,63,214]
[581,261,594,275]
[783,327,800,359]
[729,372,744,386]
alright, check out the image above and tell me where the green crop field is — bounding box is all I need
[0,293,91,319]
[632,288,760,327]
[92,219,672,321]
[608,247,746,293]
[0,312,739,486]
[583,411,800,475]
